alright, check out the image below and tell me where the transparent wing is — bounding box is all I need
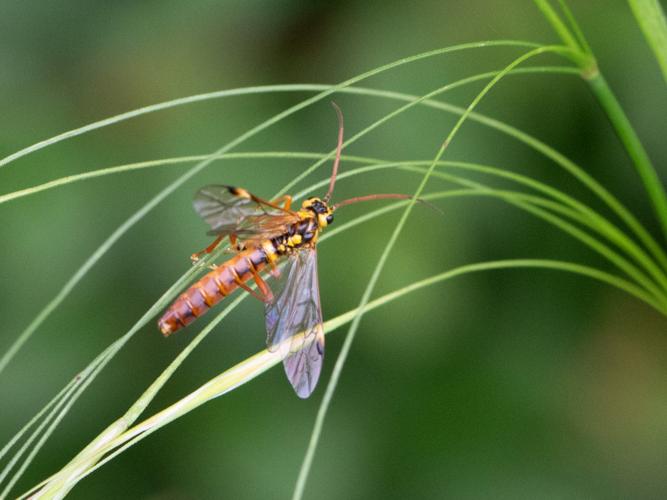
[265,249,325,398]
[193,185,297,238]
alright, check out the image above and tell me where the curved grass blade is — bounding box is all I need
[292,44,582,500]
[6,73,663,276]
[0,66,577,206]
[6,44,632,496]
[0,42,549,379]
[6,50,575,494]
[0,41,539,171]
[26,176,665,496]
[627,0,667,83]
[7,153,667,497]
[27,257,654,498]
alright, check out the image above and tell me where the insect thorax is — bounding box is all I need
[271,216,320,255]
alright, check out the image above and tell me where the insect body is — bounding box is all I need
[158,197,329,332]
[158,105,414,398]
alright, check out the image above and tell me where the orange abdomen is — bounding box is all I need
[158,248,269,336]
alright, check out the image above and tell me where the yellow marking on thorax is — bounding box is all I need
[297,209,314,220]
[287,234,302,247]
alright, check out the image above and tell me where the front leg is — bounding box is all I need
[191,234,224,263]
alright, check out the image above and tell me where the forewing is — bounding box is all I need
[265,249,324,398]
[193,185,294,237]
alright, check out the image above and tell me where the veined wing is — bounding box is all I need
[193,185,298,238]
[265,249,324,398]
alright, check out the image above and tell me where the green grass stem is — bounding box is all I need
[291,44,579,500]
[27,257,652,498]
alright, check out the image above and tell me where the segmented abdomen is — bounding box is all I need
[158,247,270,336]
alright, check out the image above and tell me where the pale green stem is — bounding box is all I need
[0,41,538,171]
[0,44,549,379]
[587,73,667,241]
[26,258,654,498]
[292,45,567,500]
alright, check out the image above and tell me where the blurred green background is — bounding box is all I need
[1,0,667,498]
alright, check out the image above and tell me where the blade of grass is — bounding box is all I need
[6,76,665,276]
[339,85,667,272]
[402,165,667,296]
[19,74,667,496]
[627,0,667,83]
[30,257,656,497]
[0,379,80,499]
[534,0,583,53]
[5,61,580,488]
[534,0,667,242]
[0,41,540,171]
[0,381,75,465]
[0,265,205,496]
[15,47,564,492]
[0,41,547,378]
[4,45,594,495]
[292,44,574,500]
[7,57,594,492]
[28,170,667,496]
[557,0,593,56]
[0,66,578,206]
[8,148,666,497]
[29,160,667,495]
[587,73,667,242]
[7,141,665,295]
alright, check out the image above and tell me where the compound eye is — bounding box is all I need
[326,214,334,224]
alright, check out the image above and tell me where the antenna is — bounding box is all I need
[333,193,443,214]
[324,102,344,203]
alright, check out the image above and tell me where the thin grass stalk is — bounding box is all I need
[6,146,665,294]
[34,167,658,494]
[557,0,593,55]
[397,163,667,291]
[0,45,554,379]
[28,173,666,495]
[7,53,574,494]
[0,41,539,171]
[534,0,583,53]
[0,67,577,206]
[534,1,667,241]
[0,382,77,489]
[292,44,576,500]
[29,258,656,498]
[5,42,640,496]
[2,58,576,484]
[5,78,664,274]
[0,266,205,494]
[20,183,556,496]
[7,150,666,497]
[0,381,75,464]
[586,73,667,241]
[30,172,652,498]
[5,58,589,488]
[627,0,667,83]
[0,380,80,500]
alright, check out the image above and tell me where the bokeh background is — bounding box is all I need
[2,0,667,498]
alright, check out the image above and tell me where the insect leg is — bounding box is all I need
[246,257,274,302]
[270,195,292,211]
[190,235,224,263]
[228,262,272,303]
[224,234,244,253]
[250,268,274,302]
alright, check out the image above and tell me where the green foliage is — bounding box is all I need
[628,0,667,83]
[1,2,666,499]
